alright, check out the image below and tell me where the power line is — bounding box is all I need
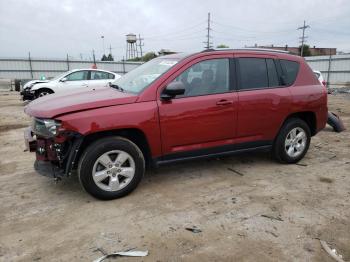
[297,20,310,56]
[144,20,206,39]
[204,12,213,49]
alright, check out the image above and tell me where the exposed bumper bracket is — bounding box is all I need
[34,160,65,178]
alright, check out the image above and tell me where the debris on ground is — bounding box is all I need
[265,230,279,238]
[261,214,284,222]
[93,247,108,256]
[227,168,244,176]
[320,240,345,262]
[296,163,308,167]
[185,226,202,233]
[319,177,334,184]
[329,86,350,95]
[93,250,149,262]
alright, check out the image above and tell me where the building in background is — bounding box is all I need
[248,44,336,56]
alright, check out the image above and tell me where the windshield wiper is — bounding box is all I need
[109,83,125,92]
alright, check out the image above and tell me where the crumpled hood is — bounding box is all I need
[25,88,138,118]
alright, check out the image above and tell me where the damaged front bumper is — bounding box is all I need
[24,126,83,178]
[20,89,35,101]
[34,160,65,178]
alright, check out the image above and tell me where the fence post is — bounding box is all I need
[326,52,332,88]
[66,54,70,71]
[122,56,126,74]
[28,52,33,79]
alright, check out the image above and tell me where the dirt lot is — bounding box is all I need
[0,91,349,262]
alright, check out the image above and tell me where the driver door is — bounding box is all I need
[157,58,238,158]
[56,70,89,93]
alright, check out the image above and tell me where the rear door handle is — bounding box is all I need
[216,99,233,106]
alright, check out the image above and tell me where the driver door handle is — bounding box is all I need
[216,99,233,106]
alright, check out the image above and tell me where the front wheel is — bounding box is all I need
[272,118,311,163]
[78,137,145,200]
[36,89,53,98]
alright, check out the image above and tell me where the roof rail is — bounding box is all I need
[235,48,291,54]
[201,48,292,54]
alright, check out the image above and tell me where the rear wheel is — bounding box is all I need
[78,137,145,200]
[273,118,311,163]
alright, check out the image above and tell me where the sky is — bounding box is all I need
[0,0,349,61]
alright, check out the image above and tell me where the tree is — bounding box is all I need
[299,44,311,57]
[127,52,158,62]
[217,44,229,48]
[142,52,157,62]
[101,54,108,61]
[107,53,114,61]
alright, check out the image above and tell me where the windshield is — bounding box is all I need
[112,58,179,94]
[51,71,69,81]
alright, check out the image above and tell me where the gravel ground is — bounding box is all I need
[0,91,349,262]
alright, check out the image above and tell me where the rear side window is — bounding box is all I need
[238,58,268,90]
[280,60,300,86]
[90,71,113,80]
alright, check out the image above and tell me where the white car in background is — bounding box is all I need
[23,69,121,100]
[22,79,49,91]
[313,70,326,87]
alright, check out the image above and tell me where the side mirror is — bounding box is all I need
[161,81,185,100]
[60,77,67,82]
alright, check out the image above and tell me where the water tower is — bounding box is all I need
[126,34,137,60]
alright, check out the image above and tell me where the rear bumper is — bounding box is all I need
[34,160,65,178]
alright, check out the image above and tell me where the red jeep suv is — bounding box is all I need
[24,49,328,200]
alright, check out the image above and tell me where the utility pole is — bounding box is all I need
[108,44,113,60]
[297,20,310,57]
[101,35,105,55]
[203,12,213,50]
[138,34,144,58]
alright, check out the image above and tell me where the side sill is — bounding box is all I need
[154,145,272,167]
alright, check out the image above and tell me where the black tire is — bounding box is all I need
[36,88,53,98]
[272,118,311,164]
[78,136,145,200]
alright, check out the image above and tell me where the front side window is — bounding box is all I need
[112,58,179,94]
[65,71,88,81]
[170,58,230,97]
[238,58,268,90]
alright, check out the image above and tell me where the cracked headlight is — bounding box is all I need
[32,118,61,137]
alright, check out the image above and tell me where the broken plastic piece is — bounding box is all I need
[327,112,346,133]
[93,250,148,262]
[320,240,344,262]
[185,226,202,233]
